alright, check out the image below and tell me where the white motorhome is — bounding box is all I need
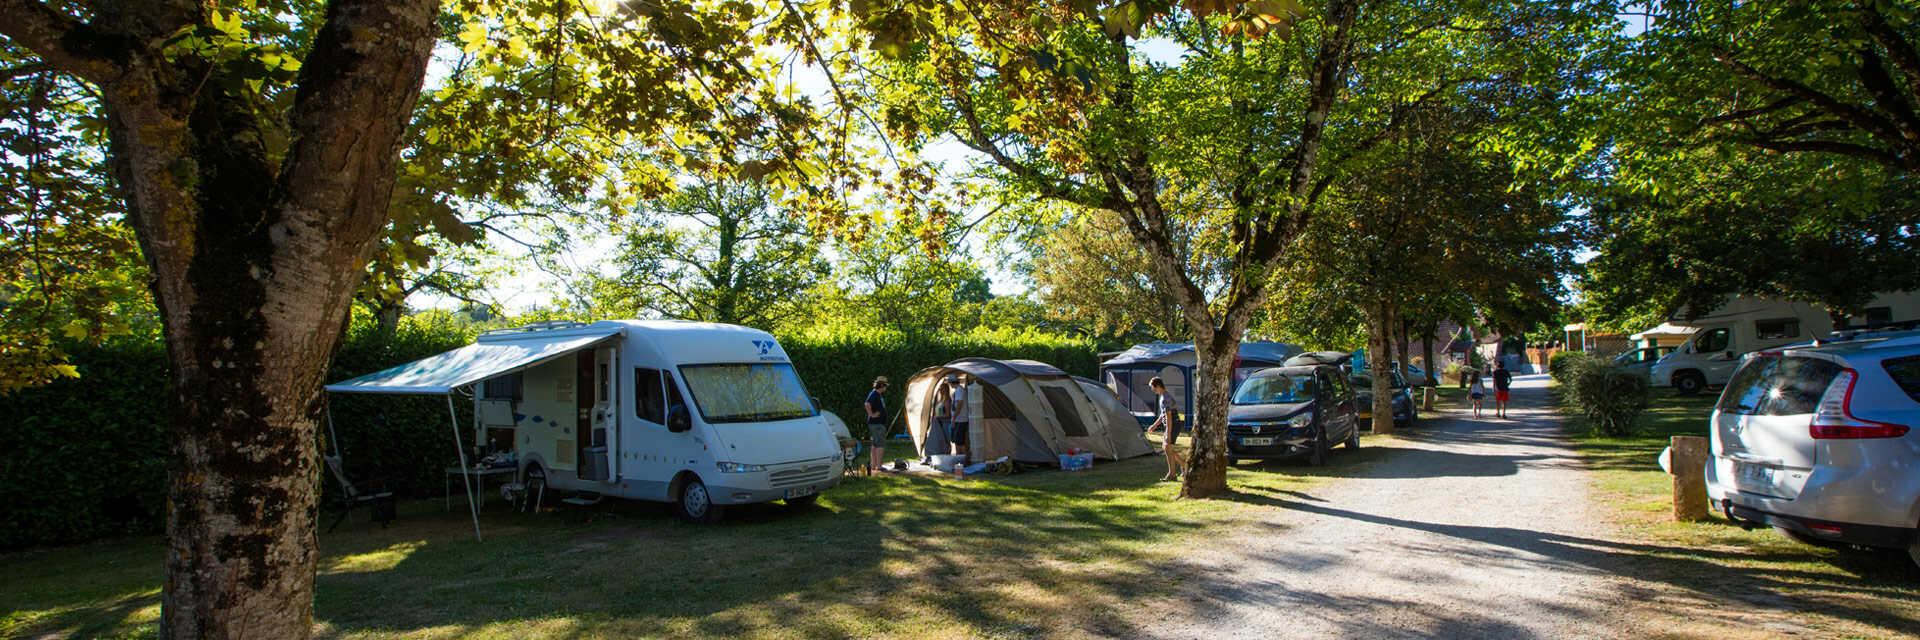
[330,320,843,523]
[1649,293,1920,395]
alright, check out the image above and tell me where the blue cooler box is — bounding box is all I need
[1059,452,1094,471]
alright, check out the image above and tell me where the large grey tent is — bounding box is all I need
[903,358,1155,465]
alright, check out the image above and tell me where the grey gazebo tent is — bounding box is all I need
[1098,342,1301,426]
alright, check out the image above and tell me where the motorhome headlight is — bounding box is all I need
[1288,414,1313,428]
[715,461,767,473]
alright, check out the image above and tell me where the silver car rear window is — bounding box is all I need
[1882,356,1920,403]
[1717,356,1843,416]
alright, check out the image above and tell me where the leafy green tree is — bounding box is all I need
[1580,148,1920,327]
[0,0,862,634]
[1029,208,1190,340]
[864,0,1602,494]
[593,176,827,327]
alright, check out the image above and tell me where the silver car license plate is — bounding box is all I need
[1736,462,1773,486]
[1242,437,1275,446]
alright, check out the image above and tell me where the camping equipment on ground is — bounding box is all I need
[902,358,1157,466]
[324,455,395,532]
[1100,342,1302,427]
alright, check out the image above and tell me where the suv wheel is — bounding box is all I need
[1344,428,1361,450]
[1910,526,1920,570]
[1307,426,1329,467]
[1674,371,1707,396]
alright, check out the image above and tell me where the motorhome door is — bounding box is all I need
[594,345,617,481]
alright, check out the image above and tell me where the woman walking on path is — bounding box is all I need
[1145,377,1186,481]
[1468,370,1487,418]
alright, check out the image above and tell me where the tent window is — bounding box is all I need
[483,373,523,402]
[634,367,665,424]
[1041,386,1090,436]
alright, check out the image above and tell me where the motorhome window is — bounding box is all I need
[633,367,665,424]
[1754,318,1800,341]
[664,371,687,412]
[1696,328,1731,353]
[483,373,523,402]
[677,363,817,424]
[1857,307,1893,326]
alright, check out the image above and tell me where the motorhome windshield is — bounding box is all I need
[678,363,818,424]
[1233,374,1316,405]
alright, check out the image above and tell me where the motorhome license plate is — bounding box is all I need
[1242,437,1275,446]
[784,486,817,500]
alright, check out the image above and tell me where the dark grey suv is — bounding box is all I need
[1225,364,1360,465]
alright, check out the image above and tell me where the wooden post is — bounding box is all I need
[1670,435,1710,521]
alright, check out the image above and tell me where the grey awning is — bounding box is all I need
[325,327,620,395]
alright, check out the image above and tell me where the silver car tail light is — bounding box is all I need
[1810,369,1910,439]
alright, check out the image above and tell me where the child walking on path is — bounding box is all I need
[1468,370,1487,418]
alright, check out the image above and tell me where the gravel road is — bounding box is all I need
[1141,373,1639,639]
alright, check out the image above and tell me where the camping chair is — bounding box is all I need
[324,455,396,532]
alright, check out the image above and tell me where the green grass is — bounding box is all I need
[0,439,1385,639]
[1563,388,1920,638]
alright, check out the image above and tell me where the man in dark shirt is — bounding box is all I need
[865,376,890,472]
[1492,362,1513,419]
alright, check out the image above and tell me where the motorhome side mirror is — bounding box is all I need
[667,405,692,432]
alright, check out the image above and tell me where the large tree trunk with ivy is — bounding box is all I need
[1367,301,1398,435]
[0,1,439,637]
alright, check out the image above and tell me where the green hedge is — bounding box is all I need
[1554,355,1649,437]
[0,319,1095,548]
[0,319,474,549]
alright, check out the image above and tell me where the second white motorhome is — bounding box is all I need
[1650,293,1920,395]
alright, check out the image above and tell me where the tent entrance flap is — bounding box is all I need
[324,327,621,395]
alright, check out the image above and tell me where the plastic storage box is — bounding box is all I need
[1059,452,1094,471]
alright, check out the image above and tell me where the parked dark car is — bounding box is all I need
[1351,371,1416,430]
[1226,364,1361,465]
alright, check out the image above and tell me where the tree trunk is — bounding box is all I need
[0,2,442,637]
[1395,318,1411,382]
[373,301,403,339]
[1422,319,1439,410]
[1368,302,1397,435]
[1181,331,1237,498]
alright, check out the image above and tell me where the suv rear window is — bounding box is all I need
[1717,356,1844,415]
[1883,356,1920,402]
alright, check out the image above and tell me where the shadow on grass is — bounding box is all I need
[303,456,1232,638]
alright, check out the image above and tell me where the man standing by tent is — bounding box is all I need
[1148,377,1186,482]
[1492,362,1513,419]
[867,377,891,472]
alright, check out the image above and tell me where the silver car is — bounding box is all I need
[1705,330,1920,566]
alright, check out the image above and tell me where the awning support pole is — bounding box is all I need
[449,394,482,542]
[324,400,342,459]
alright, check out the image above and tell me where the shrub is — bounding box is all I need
[1548,351,1594,386]
[1561,357,1649,437]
